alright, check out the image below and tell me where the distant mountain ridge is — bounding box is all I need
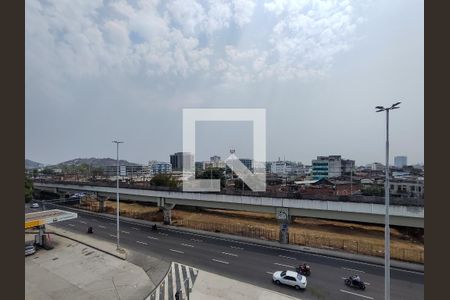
[55,157,141,167]
[25,159,45,169]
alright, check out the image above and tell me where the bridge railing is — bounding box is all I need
[33,179,424,206]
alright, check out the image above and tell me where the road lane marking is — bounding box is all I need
[147,236,159,240]
[98,225,106,229]
[266,271,274,275]
[131,227,140,230]
[274,262,295,269]
[212,259,229,264]
[278,255,296,260]
[339,289,374,299]
[68,224,75,227]
[341,277,370,285]
[52,206,423,277]
[230,246,244,250]
[121,230,130,234]
[221,252,238,257]
[169,249,184,254]
[136,241,148,245]
[158,232,168,236]
[191,239,203,242]
[342,267,365,273]
[109,234,116,238]
[181,243,194,248]
[79,220,87,224]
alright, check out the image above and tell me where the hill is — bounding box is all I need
[55,157,141,168]
[25,159,45,169]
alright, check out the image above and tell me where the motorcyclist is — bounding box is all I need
[152,224,157,231]
[351,275,361,283]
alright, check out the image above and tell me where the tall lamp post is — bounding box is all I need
[376,102,401,300]
[112,140,124,251]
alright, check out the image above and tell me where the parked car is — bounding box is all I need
[272,270,307,290]
[25,244,36,256]
[31,202,39,208]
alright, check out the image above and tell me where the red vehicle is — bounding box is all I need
[296,263,311,276]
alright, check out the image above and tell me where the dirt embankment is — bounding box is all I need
[78,198,424,263]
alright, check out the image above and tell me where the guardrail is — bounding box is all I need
[34,179,424,206]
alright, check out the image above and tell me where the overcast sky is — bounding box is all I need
[25,0,424,166]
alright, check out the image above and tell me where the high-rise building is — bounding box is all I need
[270,160,305,177]
[311,155,355,180]
[170,152,194,171]
[394,156,407,168]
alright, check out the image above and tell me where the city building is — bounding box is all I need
[102,165,144,177]
[170,152,194,171]
[148,161,172,175]
[270,160,305,177]
[394,156,408,168]
[371,162,385,171]
[389,178,424,198]
[311,155,355,180]
[239,158,253,171]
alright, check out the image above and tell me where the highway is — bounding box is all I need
[29,205,424,300]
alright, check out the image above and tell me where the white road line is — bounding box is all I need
[181,243,195,248]
[191,239,203,242]
[164,228,423,275]
[68,224,75,227]
[266,271,274,275]
[98,225,106,229]
[342,267,365,273]
[147,236,159,240]
[136,241,148,245]
[339,289,374,299]
[221,252,238,257]
[169,249,184,254]
[178,263,187,297]
[131,227,140,230]
[230,246,244,250]
[278,255,296,260]
[341,277,371,285]
[163,273,169,300]
[109,234,116,238]
[212,259,229,265]
[121,230,130,234]
[79,220,87,224]
[159,232,168,236]
[274,262,295,269]
[171,263,176,299]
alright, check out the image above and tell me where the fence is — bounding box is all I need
[68,200,424,264]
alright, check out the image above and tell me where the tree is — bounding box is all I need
[150,174,179,188]
[25,176,33,203]
[196,167,226,188]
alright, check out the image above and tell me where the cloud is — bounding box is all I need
[26,0,368,95]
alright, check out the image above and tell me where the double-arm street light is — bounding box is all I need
[375,101,401,300]
[112,140,124,251]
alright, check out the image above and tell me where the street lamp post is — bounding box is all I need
[376,102,401,300]
[112,140,124,251]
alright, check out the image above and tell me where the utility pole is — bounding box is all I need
[376,102,401,300]
[112,140,124,251]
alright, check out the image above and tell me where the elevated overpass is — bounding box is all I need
[34,182,424,230]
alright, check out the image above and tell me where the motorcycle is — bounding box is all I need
[87,226,93,234]
[152,224,158,231]
[344,276,366,290]
[296,264,311,276]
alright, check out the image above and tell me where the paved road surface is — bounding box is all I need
[28,204,424,300]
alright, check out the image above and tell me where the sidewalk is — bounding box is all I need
[25,234,154,300]
[190,269,302,300]
[45,203,424,272]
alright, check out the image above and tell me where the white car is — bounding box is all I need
[31,203,39,208]
[272,270,307,290]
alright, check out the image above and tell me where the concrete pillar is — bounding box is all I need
[162,201,175,225]
[276,208,290,244]
[279,220,290,244]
